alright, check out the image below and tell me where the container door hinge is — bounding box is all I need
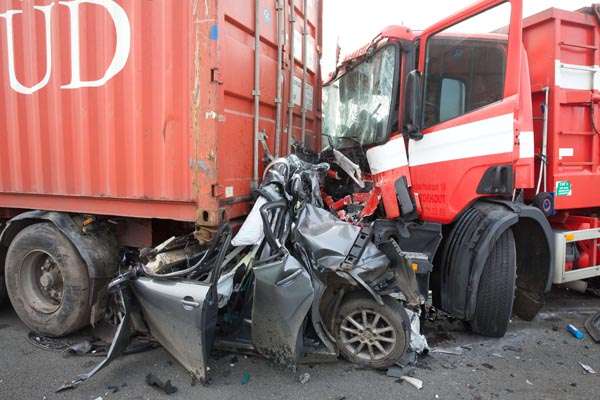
[211,68,223,84]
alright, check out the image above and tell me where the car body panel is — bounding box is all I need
[251,253,315,368]
[132,278,217,383]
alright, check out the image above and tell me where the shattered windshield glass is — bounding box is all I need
[323,45,398,147]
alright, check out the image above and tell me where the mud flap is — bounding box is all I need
[251,252,314,369]
[132,278,217,383]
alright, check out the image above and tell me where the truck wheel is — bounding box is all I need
[470,229,517,338]
[0,274,7,307]
[335,294,410,369]
[5,223,90,337]
[0,223,6,307]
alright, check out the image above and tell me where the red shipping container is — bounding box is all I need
[0,0,322,226]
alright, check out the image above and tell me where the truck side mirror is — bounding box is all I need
[404,70,423,141]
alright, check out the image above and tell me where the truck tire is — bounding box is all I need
[0,223,7,307]
[0,275,7,306]
[5,223,90,337]
[335,294,410,369]
[470,229,517,337]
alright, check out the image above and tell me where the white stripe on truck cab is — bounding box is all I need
[408,113,515,167]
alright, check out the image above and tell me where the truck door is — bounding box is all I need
[409,0,523,224]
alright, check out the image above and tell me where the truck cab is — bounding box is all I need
[321,0,558,337]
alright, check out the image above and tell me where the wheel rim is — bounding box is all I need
[20,251,64,314]
[340,309,397,362]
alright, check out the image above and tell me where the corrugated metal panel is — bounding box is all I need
[217,0,322,215]
[0,0,192,200]
[0,0,322,223]
[524,8,600,210]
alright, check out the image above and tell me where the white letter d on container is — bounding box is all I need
[60,0,131,89]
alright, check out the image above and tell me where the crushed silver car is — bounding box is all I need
[60,155,433,390]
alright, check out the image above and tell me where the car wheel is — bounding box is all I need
[5,223,91,337]
[335,294,410,369]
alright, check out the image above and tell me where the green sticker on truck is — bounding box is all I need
[556,181,572,197]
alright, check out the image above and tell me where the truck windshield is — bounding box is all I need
[323,45,398,148]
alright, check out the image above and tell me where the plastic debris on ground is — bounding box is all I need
[229,356,238,367]
[106,385,119,394]
[502,345,522,353]
[241,372,251,385]
[566,324,585,340]
[430,347,464,356]
[406,308,429,354]
[66,341,94,355]
[298,372,311,384]
[399,376,423,390]
[579,362,596,374]
[145,373,178,395]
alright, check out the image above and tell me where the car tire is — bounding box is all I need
[335,293,410,369]
[5,223,91,337]
[470,229,517,338]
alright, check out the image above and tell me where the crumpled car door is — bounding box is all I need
[251,200,315,368]
[131,226,232,383]
[132,278,217,383]
[251,252,314,368]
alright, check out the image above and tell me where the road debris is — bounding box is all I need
[66,340,94,355]
[399,376,423,390]
[106,385,119,394]
[145,373,178,395]
[241,372,251,385]
[578,362,596,374]
[298,372,311,384]
[229,356,239,367]
[502,345,522,353]
[566,324,585,340]
[431,347,463,356]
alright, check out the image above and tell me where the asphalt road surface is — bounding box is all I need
[1,288,599,400]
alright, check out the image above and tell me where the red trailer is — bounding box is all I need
[523,7,600,283]
[0,0,323,336]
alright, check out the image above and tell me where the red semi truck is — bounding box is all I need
[321,0,600,337]
[0,0,599,344]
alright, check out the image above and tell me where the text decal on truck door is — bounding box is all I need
[0,0,131,95]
